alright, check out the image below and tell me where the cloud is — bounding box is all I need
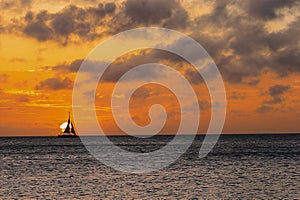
[191,0,300,83]
[256,105,272,113]
[51,12,75,37]
[21,2,117,44]
[230,91,246,100]
[184,68,203,85]
[198,100,210,111]
[35,77,73,90]
[17,0,187,44]
[268,84,290,96]
[257,84,290,113]
[123,0,188,28]
[24,20,53,41]
[124,0,175,24]
[263,84,290,105]
[69,59,84,72]
[247,79,260,86]
[131,87,150,99]
[248,0,296,20]
[7,0,299,83]
[264,96,282,105]
[0,0,31,12]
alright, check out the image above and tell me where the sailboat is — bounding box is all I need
[58,112,78,138]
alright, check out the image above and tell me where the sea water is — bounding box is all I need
[1,134,299,199]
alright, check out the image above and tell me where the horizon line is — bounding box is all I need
[1,132,300,137]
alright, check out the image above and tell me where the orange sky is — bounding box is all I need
[0,0,299,136]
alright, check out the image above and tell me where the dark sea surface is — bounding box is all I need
[1,134,299,199]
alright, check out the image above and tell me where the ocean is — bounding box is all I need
[1,134,299,199]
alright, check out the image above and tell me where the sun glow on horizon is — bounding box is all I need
[60,122,72,132]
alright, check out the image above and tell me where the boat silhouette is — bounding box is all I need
[58,112,78,138]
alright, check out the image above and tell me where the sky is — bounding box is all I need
[0,0,300,136]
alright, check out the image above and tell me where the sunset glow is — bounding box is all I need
[59,122,71,132]
[0,0,299,136]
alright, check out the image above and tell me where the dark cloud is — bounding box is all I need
[264,96,282,105]
[69,59,84,72]
[268,84,290,96]
[103,2,116,14]
[131,87,150,99]
[247,79,260,86]
[51,13,75,36]
[274,47,300,75]
[248,0,296,20]
[0,0,31,11]
[75,23,90,37]
[192,0,300,83]
[35,77,73,90]
[124,0,176,24]
[42,59,84,72]
[21,2,117,44]
[24,21,53,41]
[257,84,290,112]
[256,105,272,113]
[24,11,34,22]
[267,19,300,52]
[162,7,189,29]
[98,49,184,82]
[264,84,290,105]
[124,0,189,29]
[41,49,195,84]
[106,0,189,34]
[184,68,203,85]
[230,92,246,100]
[198,100,210,111]
[12,0,300,83]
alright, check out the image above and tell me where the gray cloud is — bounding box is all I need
[198,100,210,111]
[124,0,174,24]
[265,84,290,104]
[0,0,31,12]
[192,0,300,83]
[248,0,296,20]
[123,0,188,29]
[264,96,282,105]
[35,77,73,90]
[256,105,272,113]
[105,0,189,35]
[24,21,53,41]
[51,13,75,36]
[69,59,84,72]
[230,91,246,100]
[257,84,290,112]
[10,0,299,84]
[268,84,290,97]
[22,2,117,44]
[131,87,150,99]
[247,79,260,86]
[184,68,203,85]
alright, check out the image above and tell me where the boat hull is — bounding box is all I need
[57,134,78,138]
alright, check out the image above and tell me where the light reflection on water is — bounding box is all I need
[1,134,299,199]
